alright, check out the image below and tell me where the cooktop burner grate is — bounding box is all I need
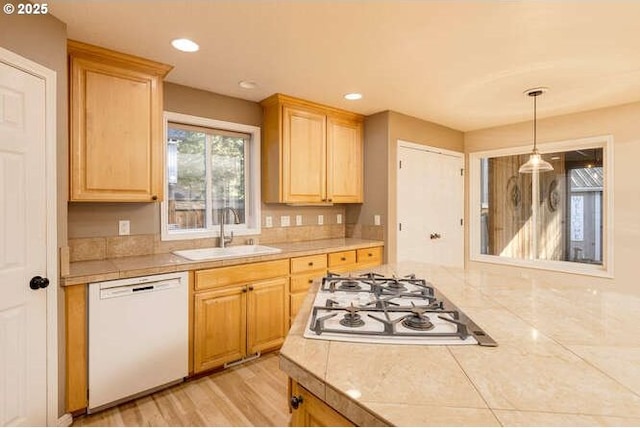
[306,272,497,347]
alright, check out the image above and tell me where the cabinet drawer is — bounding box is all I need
[291,254,327,274]
[357,246,383,266]
[328,250,356,268]
[290,272,323,293]
[195,259,289,291]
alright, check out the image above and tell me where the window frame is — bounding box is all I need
[468,135,614,278]
[161,111,261,241]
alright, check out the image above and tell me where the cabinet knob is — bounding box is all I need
[248,286,254,291]
[290,395,304,410]
[308,262,313,266]
[151,195,158,201]
[340,257,346,261]
[242,286,247,293]
[368,253,373,257]
[308,279,313,284]
[327,198,333,202]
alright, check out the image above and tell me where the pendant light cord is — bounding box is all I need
[533,93,537,152]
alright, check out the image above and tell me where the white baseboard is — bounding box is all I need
[57,413,73,427]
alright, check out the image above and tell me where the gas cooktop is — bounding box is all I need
[303,272,497,347]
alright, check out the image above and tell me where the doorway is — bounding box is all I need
[397,141,464,267]
[0,47,58,425]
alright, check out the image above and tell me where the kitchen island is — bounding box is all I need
[279,262,640,426]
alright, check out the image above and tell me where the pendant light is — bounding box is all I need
[519,88,553,174]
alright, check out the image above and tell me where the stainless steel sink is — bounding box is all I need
[172,245,282,261]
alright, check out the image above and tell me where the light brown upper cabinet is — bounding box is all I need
[68,40,172,202]
[261,94,364,204]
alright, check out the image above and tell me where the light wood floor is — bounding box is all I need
[72,352,291,427]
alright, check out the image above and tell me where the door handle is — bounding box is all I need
[430,233,441,240]
[29,276,50,290]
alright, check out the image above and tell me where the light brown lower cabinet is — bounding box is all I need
[327,250,358,274]
[65,283,88,413]
[193,275,289,373]
[290,381,355,427]
[289,254,327,326]
[356,246,383,269]
[63,246,384,413]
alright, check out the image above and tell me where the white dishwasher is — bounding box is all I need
[88,271,188,412]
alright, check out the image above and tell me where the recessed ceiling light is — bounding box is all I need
[239,80,258,89]
[171,38,199,52]
[344,93,363,101]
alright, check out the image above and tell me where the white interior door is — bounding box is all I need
[397,142,464,267]
[0,58,49,425]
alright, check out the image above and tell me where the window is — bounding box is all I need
[161,112,261,241]
[469,136,613,277]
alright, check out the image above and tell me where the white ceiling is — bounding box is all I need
[49,0,640,131]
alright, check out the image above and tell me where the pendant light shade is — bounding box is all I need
[519,88,553,174]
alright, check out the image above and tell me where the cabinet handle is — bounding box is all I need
[308,262,313,266]
[151,195,158,201]
[290,395,304,410]
[248,286,254,291]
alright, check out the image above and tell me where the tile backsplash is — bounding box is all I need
[68,202,356,262]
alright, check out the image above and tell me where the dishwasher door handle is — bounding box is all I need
[99,278,180,299]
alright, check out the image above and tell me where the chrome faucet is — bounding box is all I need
[219,207,240,248]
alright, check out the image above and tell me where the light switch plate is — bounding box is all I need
[281,215,290,227]
[118,220,130,236]
[265,216,273,228]
[374,215,381,226]
[296,215,303,226]
[317,214,324,225]
[336,214,343,224]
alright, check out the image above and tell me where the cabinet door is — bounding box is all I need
[326,116,363,203]
[247,277,288,354]
[290,381,355,427]
[282,106,326,203]
[194,286,247,373]
[69,42,169,202]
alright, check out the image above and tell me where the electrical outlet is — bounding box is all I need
[296,215,303,226]
[336,214,343,224]
[317,214,324,225]
[265,216,273,228]
[118,220,130,236]
[374,215,381,226]
[280,215,290,227]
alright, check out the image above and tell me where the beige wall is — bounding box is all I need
[1,12,68,417]
[387,111,465,262]
[164,82,262,126]
[346,110,464,263]
[464,101,640,293]
[67,82,346,256]
[1,14,68,246]
[67,82,263,238]
[345,111,389,243]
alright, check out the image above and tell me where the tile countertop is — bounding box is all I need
[280,261,640,427]
[62,238,384,286]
